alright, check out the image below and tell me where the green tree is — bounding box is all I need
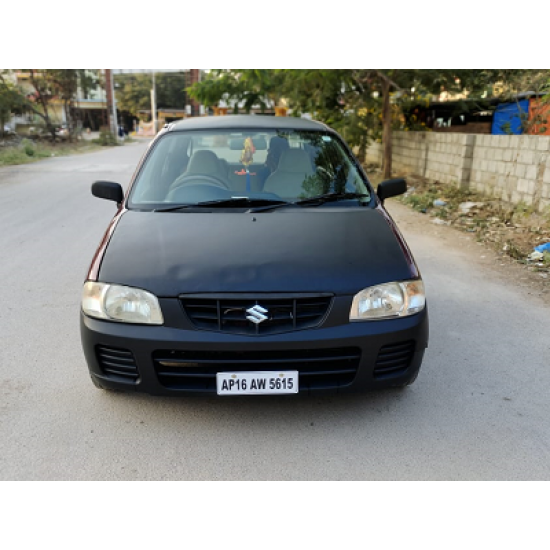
[187,69,548,178]
[188,69,287,113]
[156,72,188,110]
[115,72,189,118]
[115,74,152,117]
[186,72,235,110]
[0,73,27,137]
[285,69,533,177]
[352,70,465,177]
[44,69,97,138]
[9,69,94,140]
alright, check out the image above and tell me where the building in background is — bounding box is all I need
[2,69,204,135]
[5,70,107,131]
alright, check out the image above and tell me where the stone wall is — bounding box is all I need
[365,132,550,212]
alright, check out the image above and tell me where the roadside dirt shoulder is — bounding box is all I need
[385,199,550,307]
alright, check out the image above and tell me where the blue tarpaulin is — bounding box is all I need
[492,100,529,135]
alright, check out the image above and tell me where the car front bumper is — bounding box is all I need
[80,302,429,396]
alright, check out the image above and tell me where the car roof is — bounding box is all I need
[167,114,330,132]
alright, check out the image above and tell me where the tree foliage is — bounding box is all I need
[2,70,98,139]
[188,69,548,177]
[0,73,27,137]
[188,69,287,113]
[114,74,152,117]
[114,72,189,118]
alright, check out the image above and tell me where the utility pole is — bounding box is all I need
[104,69,112,130]
[151,70,157,134]
[188,69,201,116]
[104,69,118,136]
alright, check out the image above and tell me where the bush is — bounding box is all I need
[92,127,118,146]
[21,139,35,157]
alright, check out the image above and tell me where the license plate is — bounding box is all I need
[216,371,299,395]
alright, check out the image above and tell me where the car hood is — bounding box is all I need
[98,208,416,296]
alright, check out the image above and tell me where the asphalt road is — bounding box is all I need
[1,140,549,481]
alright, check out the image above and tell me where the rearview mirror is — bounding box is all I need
[229,137,268,150]
[92,181,124,204]
[377,178,407,202]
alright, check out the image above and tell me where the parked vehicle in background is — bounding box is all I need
[55,125,70,140]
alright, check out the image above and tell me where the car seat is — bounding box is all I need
[184,150,228,184]
[263,149,315,199]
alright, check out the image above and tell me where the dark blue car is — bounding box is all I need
[81,116,428,396]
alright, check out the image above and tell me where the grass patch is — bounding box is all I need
[402,189,438,212]
[0,139,103,167]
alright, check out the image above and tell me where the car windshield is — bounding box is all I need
[128,128,371,209]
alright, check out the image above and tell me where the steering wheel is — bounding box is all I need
[171,173,230,190]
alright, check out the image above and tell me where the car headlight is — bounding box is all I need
[350,280,425,321]
[81,281,164,325]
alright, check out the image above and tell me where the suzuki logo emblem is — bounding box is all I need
[246,305,269,325]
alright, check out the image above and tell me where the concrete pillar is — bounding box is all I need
[458,134,476,190]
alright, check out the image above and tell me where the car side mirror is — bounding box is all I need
[377,178,407,202]
[92,181,124,204]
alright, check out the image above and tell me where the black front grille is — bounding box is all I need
[153,347,361,392]
[96,345,139,382]
[374,341,415,379]
[181,294,332,335]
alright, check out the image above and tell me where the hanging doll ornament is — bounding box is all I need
[240,137,256,192]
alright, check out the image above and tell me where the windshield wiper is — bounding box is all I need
[154,197,290,212]
[153,204,194,212]
[250,193,371,213]
[195,197,290,208]
[293,192,370,206]
[153,194,367,213]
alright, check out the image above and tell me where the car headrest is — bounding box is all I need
[277,149,314,173]
[186,150,221,174]
[268,136,290,153]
